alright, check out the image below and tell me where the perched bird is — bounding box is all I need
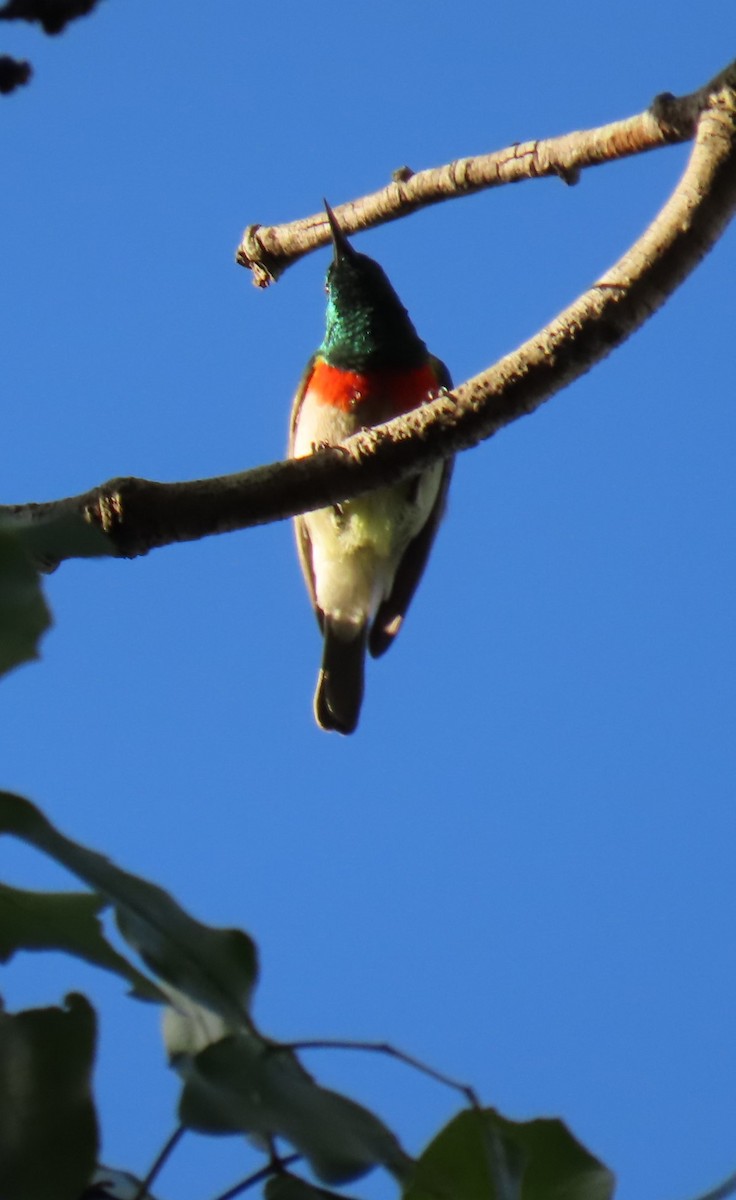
[289,203,453,734]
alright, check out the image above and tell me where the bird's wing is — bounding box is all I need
[368,356,454,659]
[287,353,317,451]
[288,355,324,632]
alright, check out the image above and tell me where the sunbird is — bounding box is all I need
[289,203,453,734]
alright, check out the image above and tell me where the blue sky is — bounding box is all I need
[1,3,735,1199]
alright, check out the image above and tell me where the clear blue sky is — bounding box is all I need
[1,3,735,1199]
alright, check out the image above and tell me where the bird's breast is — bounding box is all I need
[305,358,442,424]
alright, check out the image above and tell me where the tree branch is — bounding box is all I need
[3,77,735,569]
[237,58,736,285]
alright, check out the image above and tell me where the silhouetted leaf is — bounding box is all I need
[0,792,258,1026]
[0,882,162,1001]
[0,0,103,34]
[0,530,50,677]
[178,1032,412,1187]
[0,793,412,1192]
[404,1109,614,1200]
[0,54,30,92]
[266,1176,360,1199]
[0,993,97,1200]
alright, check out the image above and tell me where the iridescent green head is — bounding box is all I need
[319,201,428,372]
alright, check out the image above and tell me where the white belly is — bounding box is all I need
[303,464,444,630]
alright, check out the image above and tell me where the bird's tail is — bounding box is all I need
[314,620,367,735]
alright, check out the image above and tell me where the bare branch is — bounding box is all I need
[3,79,735,569]
[237,58,736,285]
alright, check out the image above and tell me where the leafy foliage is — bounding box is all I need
[0,793,414,1192]
[0,792,258,1022]
[0,54,30,92]
[0,789,616,1197]
[177,1034,411,1185]
[0,0,104,35]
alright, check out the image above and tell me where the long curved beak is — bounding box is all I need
[323,200,357,263]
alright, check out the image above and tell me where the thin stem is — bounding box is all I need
[209,1153,301,1200]
[286,1038,480,1109]
[133,1125,186,1200]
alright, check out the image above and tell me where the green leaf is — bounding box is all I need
[404,1108,615,1200]
[164,989,412,1186]
[0,992,98,1200]
[0,882,163,1001]
[163,987,233,1058]
[0,529,50,677]
[0,507,110,568]
[178,1032,413,1187]
[265,1176,361,1199]
[0,791,258,1027]
[497,1112,615,1200]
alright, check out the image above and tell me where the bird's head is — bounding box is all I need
[320,201,427,371]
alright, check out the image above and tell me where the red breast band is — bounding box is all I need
[307,358,441,416]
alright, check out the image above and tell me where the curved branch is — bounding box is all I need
[237,58,736,285]
[2,82,735,568]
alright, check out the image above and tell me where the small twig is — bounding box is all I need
[286,1038,480,1109]
[208,1152,301,1200]
[236,57,736,283]
[132,1125,186,1200]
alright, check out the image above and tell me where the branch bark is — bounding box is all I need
[2,72,735,568]
[237,59,736,286]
